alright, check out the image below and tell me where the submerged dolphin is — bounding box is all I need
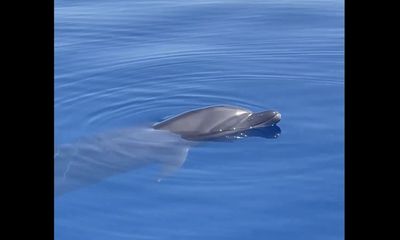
[55,105,281,196]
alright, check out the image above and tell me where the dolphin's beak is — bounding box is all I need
[273,112,282,123]
[248,110,281,127]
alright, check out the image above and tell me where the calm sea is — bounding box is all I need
[55,0,344,239]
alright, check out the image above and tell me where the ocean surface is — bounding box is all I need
[54,0,344,239]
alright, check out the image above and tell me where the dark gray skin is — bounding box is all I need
[153,105,281,140]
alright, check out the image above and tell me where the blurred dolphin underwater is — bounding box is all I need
[54,105,282,196]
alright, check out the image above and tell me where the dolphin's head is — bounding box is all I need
[153,106,281,140]
[246,110,281,128]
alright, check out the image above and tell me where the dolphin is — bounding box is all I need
[153,105,281,140]
[55,105,281,196]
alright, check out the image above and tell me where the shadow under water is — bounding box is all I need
[54,125,281,197]
[211,125,281,141]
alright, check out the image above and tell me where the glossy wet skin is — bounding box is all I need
[247,110,281,128]
[153,106,281,140]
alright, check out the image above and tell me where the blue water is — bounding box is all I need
[55,0,344,239]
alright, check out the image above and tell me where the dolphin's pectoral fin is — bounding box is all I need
[156,147,189,182]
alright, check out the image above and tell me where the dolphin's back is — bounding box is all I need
[153,106,252,139]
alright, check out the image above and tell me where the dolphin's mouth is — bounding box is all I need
[249,111,281,128]
[271,112,281,124]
